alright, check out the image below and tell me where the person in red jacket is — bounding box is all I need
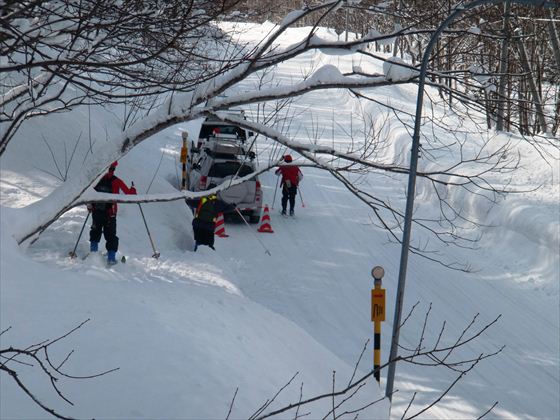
[275,154,303,216]
[88,161,136,264]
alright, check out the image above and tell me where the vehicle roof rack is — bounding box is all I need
[203,110,245,122]
[203,151,241,159]
[204,139,246,156]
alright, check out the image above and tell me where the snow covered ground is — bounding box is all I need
[1,23,559,419]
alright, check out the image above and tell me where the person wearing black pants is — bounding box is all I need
[281,184,298,216]
[88,161,136,264]
[90,210,118,254]
[275,155,303,216]
[189,193,235,251]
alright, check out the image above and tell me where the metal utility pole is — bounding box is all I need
[385,0,559,402]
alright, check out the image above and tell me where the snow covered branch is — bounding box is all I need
[0,320,119,420]
[229,306,503,420]
[3,0,558,267]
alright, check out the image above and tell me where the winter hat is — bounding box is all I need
[284,155,292,163]
[109,161,118,171]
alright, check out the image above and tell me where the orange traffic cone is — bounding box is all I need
[214,212,229,238]
[257,205,274,233]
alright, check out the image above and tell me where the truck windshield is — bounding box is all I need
[200,125,247,141]
[209,162,253,178]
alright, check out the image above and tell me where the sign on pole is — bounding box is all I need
[371,289,386,322]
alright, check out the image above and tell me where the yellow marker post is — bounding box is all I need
[371,266,386,384]
[180,132,188,190]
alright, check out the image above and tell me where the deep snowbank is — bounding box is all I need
[1,21,558,420]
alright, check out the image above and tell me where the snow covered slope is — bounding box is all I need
[1,22,558,420]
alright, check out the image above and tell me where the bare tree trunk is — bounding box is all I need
[548,10,560,72]
[496,1,512,132]
[534,47,544,135]
[518,79,526,135]
[393,0,404,57]
[447,0,453,105]
[481,45,493,129]
[548,9,560,135]
[514,28,548,133]
[553,93,560,135]
[506,60,512,132]
[484,90,493,129]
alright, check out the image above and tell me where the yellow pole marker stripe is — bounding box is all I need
[374,321,381,382]
[180,136,187,190]
[371,267,385,385]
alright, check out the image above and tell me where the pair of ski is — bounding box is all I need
[69,250,160,265]
[68,204,160,266]
[70,251,127,266]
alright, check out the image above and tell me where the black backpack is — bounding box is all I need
[197,198,217,223]
[94,175,115,210]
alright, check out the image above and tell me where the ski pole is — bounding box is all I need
[298,186,305,208]
[138,203,160,259]
[234,208,271,256]
[271,174,280,209]
[69,212,90,258]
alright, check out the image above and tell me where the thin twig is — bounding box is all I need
[225,387,238,420]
